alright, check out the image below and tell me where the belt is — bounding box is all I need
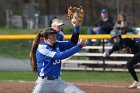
[39,75,59,80]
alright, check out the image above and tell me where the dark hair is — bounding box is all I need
[29,28,56,72]
[118,12,126,21]
[42,28,57,38]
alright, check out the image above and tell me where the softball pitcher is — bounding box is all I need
[29,6,86,93]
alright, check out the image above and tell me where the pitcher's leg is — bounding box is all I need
[32,78,53,93]
[63,84,86,93]
[54,79,86,93]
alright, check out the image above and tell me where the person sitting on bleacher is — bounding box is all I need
[114,12,140,42]
[114,12,133,34]
[103,29,140,89]
[87,9,114,46]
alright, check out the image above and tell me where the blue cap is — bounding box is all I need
[101,9,108,13]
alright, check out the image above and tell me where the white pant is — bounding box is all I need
[32,77,86,93]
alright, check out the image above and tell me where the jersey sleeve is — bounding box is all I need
[38,44,56,58]
[53,44,82,60]
[58,26,80,51]
[57,41,75,51]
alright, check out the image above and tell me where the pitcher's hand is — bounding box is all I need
[79,39,86,47]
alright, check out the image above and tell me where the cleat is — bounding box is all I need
[129,81,140,89]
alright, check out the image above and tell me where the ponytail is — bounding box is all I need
[29,28,53,72]
[29,32,42,72]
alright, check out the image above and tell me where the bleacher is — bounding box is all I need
[62,27,140,71]
[62,46,137,71]
[0,28,140,71]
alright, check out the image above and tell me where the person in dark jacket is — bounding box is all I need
[87,9,114,46]
[103,29,140,89]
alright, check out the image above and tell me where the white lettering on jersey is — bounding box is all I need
[53,59,61,65]
[39,63,44,76]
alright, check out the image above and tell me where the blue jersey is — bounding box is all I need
[36,42,61,77]
[36,26,82,77]
[36,41,82,77]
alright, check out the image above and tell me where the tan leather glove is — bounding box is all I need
[67,6,84,27]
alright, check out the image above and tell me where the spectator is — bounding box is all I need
[51,18,64,41]
[114,12,133,34]
[87,9,114,46]
[49,15,57,27]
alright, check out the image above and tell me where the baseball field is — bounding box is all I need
[0,28,140,93]
[0,0,140,92]
[0,71,140,93]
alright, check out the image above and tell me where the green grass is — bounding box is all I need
[0,26,89,35]
[0,71,36,81]
[63,26,89,34]
[0,28,40,34]
[61,71,133,82]
[0,40,31,59]
[0,71,139,82]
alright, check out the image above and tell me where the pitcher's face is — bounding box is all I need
[47,34,57,45]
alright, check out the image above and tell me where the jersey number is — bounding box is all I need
[53,59,61,65]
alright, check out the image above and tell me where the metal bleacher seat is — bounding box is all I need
[62,27,140,71]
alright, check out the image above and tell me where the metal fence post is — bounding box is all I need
[102,39,106,71]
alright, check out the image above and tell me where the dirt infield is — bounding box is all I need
[0,81,140,93]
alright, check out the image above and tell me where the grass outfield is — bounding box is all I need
[0,71,139,82]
